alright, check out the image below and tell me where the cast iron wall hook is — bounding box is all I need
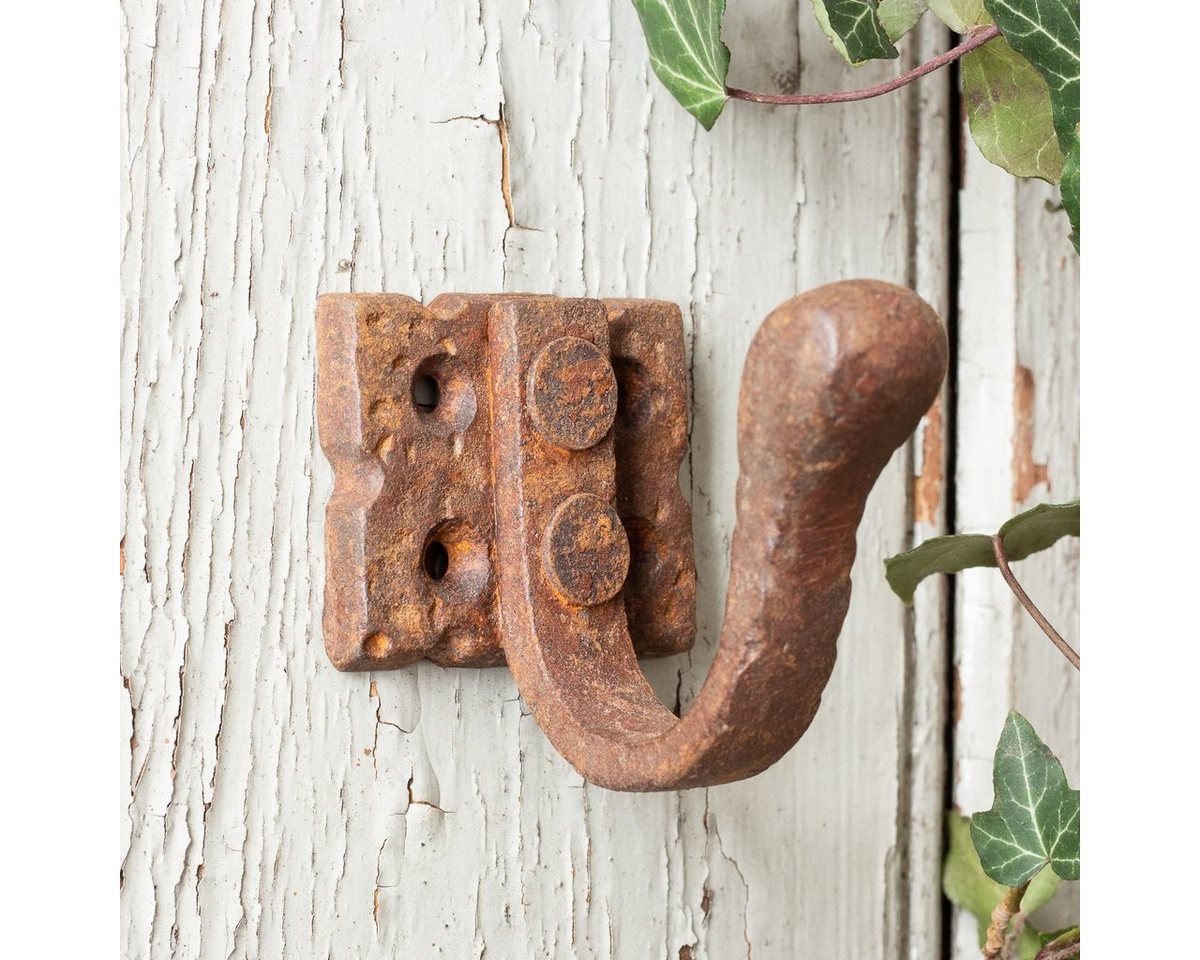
[317,280,947,791]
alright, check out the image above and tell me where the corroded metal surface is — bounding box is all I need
[541,494,630,608]
[488,281,947,790]
[316,293,694,671]
[528,336,618,451]
[318,282,945,792]
[316,293,499,670]
[606,299,695,658]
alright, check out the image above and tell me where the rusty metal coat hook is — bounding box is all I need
[317,281,947,792]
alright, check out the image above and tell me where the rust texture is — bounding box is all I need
[316,293,498,669]
[487,282,946,790]
[528,336,618,450]
[316,293,694,671]
[1012,363,1050,503]
[913,394,945,526]
[541,493,630,608]
[606,299,694,657]
[318,282,944,792]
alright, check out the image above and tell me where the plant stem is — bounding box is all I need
[983,883,1028,959]
[992,535,1080,671]
[1001,908,1027,960]
[726,26,1000,106]
[1034,931,1081,960]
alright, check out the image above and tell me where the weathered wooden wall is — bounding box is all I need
[951,149,1081,958]
[120,2,1077,957]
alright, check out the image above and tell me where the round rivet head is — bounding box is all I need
[542,493,630,607]
[527,336,618,450]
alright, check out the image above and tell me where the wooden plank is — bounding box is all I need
[120,2,953,956]
[951,129,1081,958]
[903,22,955,960]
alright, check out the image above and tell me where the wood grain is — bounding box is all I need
[119,3,1072,957]
[951,127,1080,959]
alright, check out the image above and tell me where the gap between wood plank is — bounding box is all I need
[940,49,965,960]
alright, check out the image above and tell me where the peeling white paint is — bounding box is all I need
[951,130,1081,959]
[121,2,1072,957]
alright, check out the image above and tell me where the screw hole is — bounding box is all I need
[420,519,487,602]
[423,540,450,580]
[412,373,440,412]
[407,354,476,434]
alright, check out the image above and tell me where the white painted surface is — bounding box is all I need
[951,136,1081,958]
[120,3,1076,957]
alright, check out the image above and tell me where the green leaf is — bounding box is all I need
[926,0,990,32]
[884,500,1078,604]
[996,499,1079,557]
[809,2,854,64]
[982,0,1079,154]
[944,813,1059,960]
[631,0,730,130]
[1039,926,1081,950]
[877,0,927,41]
[1060,130,1080,251]
[982,0,1079,248]
[962,36,1064,183]
[971,712,1080,886]
[885,533,994,604]
[811,0,899,64]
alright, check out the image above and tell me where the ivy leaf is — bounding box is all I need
[926,0,990,32]
[944,813,1059,960]
[982,1,1078,246]
[877,0,928,42]
[631,0,730,130]
[982,0,1079,154]
[811,0,899,64]
[962,36,1064,183]
[1039,927,1080,946]
[1038,927,1081,954]
[994,500,1079,557]
[1060,131,1080,251]
[971,712,1080,886]
[810,2,854,64]
[884,500,1078,604]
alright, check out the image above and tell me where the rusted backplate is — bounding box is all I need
[316,293,694,670]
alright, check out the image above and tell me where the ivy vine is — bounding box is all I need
[886,500,1080,958]
[631,4,1082,956]
[631,0,1080,248]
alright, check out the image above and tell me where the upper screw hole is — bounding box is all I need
[407,354,476,435]
[423,540,450,580]
[412,373,440,412]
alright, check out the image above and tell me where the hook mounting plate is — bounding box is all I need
[316,293,695,671]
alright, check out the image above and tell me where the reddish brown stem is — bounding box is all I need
[983,883,1028,959]
[1034,934,1081,960]
[992,535,1080,671]
[727,25,1000,105]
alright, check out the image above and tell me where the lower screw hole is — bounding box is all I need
[412,373,440,412]
[423,540,450,580]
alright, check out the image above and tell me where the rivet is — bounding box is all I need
[541,493,630,607]
[527,336,618,450]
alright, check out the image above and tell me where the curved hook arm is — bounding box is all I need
[489,281,947,791]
